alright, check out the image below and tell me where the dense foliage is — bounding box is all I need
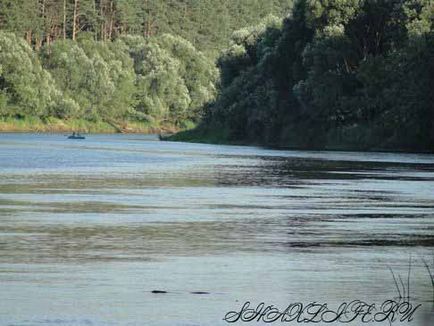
[0,31,218,126]
[0,0,292,128]
[193,0,434,151]
[1,0,433,151]
[0,0,293,56]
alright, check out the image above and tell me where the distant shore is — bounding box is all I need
[0,117,180,134]
[166,128,434,154]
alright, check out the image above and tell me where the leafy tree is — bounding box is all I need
[120,34,217,125]
[196,0,434,151]
[156,34,218,119]
[0,31,62,118]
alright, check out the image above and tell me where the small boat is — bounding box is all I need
[67,132,86,140]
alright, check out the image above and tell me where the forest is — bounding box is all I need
[0,0,433,151]
[0,0,292,131]
[178,0,434,151]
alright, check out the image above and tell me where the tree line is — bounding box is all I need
[0,32,218,126]
[0,0,292,54]
[1,0,432,151]
[0,0,293,128]
[189,0,434,151]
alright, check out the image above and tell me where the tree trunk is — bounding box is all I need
[25,30,32,45]
[108,0,114,40]
[100,0,105,41]
[92,0,97,40]
[35,36,42,50]
[73,0,79,41]
[46,28,51,47]
[63,0,67,39]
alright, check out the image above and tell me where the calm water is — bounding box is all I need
[0,133,433,325]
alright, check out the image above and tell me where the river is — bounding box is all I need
[0,133,433,325]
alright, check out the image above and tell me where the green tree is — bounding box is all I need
[195,0,434,151]
[0,31,62,118]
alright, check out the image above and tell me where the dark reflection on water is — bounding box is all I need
[212,157,434,187]
[0,133,434,325]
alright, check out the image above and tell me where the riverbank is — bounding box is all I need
[166,127,434,154]
[165,127,231,144]
[0,117,180,134]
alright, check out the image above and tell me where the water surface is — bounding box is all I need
[0,133,433,325]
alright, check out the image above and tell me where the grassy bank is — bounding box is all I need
[0,117,180,134]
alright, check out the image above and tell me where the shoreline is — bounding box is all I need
[165,129,434,155]
[3,119,432,155]
[168,137,434,155]
[0,117,180,135]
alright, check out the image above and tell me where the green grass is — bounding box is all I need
[0,116,116,133]
[0,116,180,134]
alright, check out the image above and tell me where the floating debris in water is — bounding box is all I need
[190,291,210,295]
[150,290,211,295]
